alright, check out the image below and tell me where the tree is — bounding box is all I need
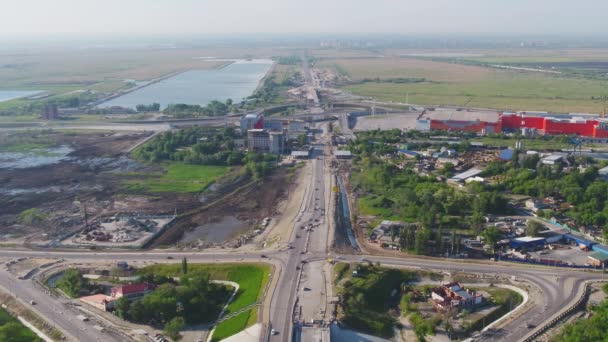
[410,312,436,342]
[181,257,188,275]
[414,227,430,255]
[164,316,185,341]
[115,297,130,319]
[56,268,87,298]
[525,220,544,237]
[481,226,500,252]
[128,300,146,323]
[436,225,444,254]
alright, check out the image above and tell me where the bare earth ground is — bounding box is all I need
[0,131,196,244]
[257,165,309,250]
[199,163,309,253]
[152,165,304,249]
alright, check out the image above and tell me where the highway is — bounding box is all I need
[269,123,331,341]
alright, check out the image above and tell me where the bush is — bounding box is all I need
[56,269,87,298]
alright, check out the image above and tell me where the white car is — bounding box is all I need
[271,329,279,335]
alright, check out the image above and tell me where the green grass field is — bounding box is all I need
[138,263,270,312]
[322,56,608,113]
[211,308,257,342]
[357,195,394,217]
[138,263,271,341]
[345,74,608,113]
[124,163,230,193]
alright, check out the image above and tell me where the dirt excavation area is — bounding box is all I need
[0,130,192,246]
[154,165,305,250]
[0,129,303,250]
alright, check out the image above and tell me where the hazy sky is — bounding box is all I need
[1,0,606,36]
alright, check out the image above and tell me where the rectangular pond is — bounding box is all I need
[99,59,273,109]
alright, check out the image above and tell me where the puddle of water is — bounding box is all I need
[181,216,249,244]
[0,145,74,169]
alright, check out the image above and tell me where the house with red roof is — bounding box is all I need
[80,283,155,312]
[111,283,155,300]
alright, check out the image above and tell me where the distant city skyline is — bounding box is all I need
[1,0,607,36]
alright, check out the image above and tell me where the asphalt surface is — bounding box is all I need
[269,128,330,341]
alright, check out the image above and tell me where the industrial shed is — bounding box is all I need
[510,236,546,249]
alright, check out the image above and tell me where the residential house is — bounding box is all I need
[431,282,483,312]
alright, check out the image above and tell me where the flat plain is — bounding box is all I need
[318,50,608,113]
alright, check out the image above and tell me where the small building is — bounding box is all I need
[291,150,310,159]
[525,199,548,213]
[465,176,485,183]
[398,149,419,159]
[80,294,115,311]
[111,283,155,301]
[431,282,483,312]
[436,157,460,166]
[587,252,608,267]
[80,282,155,312]
[448,168,483,184]
[335,150,352,159]
[541,154,563,165]
[510,236,546,249]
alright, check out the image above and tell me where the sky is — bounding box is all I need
[1,0,607,36]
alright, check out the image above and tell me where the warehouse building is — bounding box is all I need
[418,108,608,139]
[501,112,608,138]
[510,236,546,250]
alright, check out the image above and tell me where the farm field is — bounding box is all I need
[124,163,231,193]
[320,56,608,113]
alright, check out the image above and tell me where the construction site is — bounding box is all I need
[64,215,176,248]
[0,129,299,250]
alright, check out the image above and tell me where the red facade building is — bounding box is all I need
[500,112,608,138]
